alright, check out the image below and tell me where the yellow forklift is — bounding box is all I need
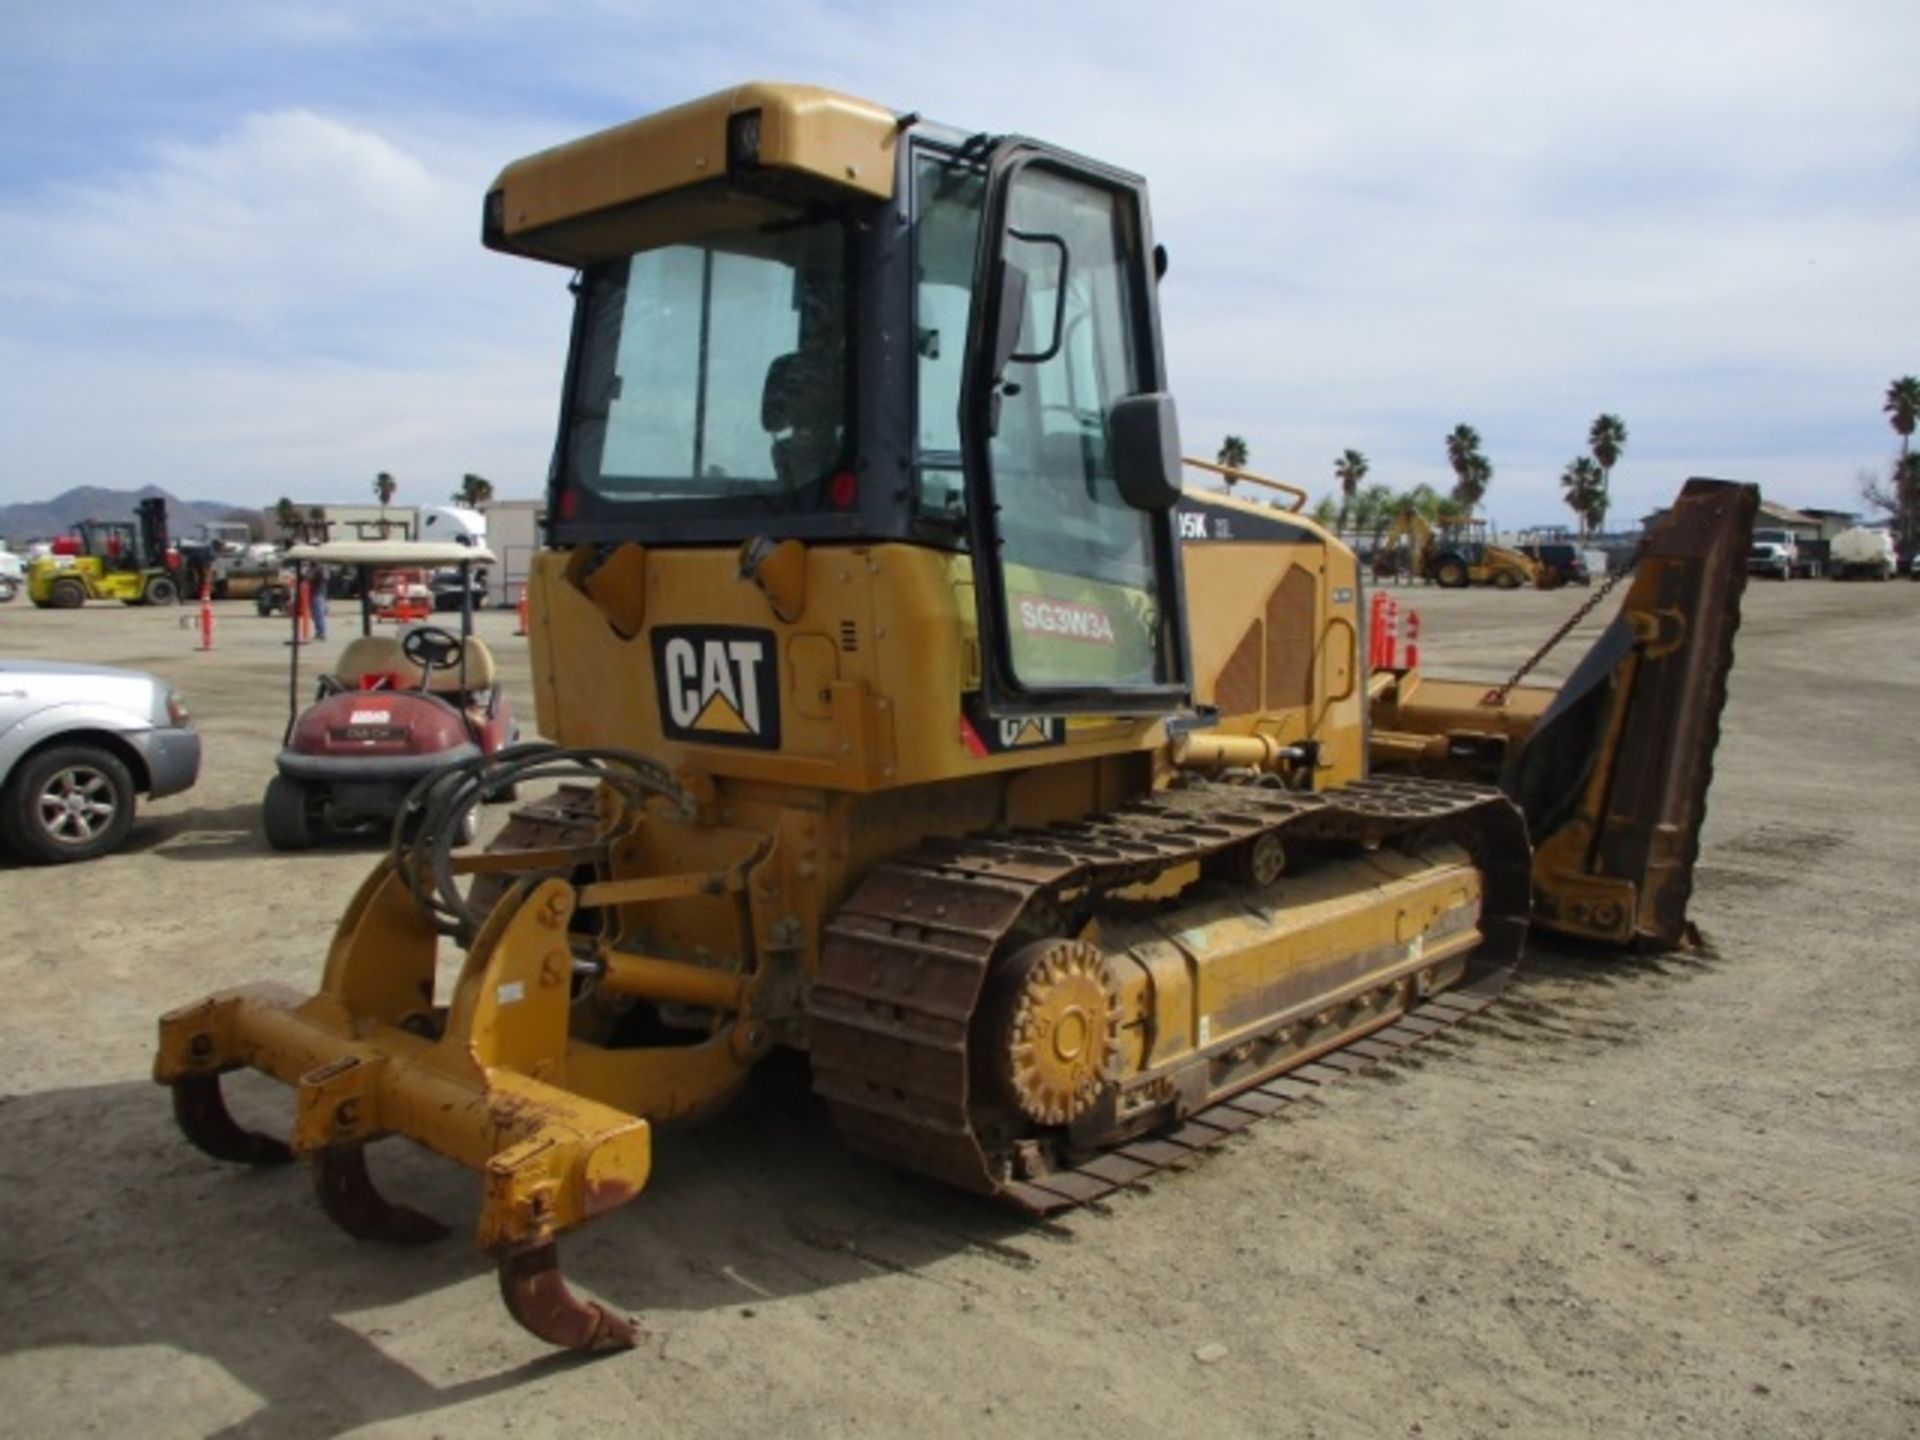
[28,497,182,608]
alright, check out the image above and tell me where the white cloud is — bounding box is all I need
[1,0,1917,523]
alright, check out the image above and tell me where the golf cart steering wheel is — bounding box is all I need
[402,625,464,687]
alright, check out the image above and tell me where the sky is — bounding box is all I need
[3,1,1917,530]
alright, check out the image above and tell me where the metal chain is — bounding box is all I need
[1480,540,1648,706]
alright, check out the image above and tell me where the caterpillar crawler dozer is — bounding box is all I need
[154,84,1756,1351]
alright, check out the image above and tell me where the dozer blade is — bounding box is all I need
[1502,478,1756,948]
[1370,478,1755,949]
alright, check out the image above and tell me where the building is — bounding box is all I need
[1641,494,1822,542]
[1797,507,1859,541]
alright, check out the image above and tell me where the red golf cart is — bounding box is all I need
[264,540,516,850]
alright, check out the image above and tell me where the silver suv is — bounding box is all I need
[0,660,201,862]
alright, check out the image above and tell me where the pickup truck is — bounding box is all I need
[1747,528,1800,579]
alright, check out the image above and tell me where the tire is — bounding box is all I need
[0,579,15,603]
[49,577,86,609]
[1,743,137,864]
[1435,558,1468,589]
[143,574,179,606]
[263,774,320,851]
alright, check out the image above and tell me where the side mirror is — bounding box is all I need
[1109,393,1185,511]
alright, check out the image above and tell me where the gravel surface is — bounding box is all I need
[0,576,1914,1438]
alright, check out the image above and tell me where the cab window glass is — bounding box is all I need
[913,153,984,520]
[565,221,847,505]
[988,165,1168,690]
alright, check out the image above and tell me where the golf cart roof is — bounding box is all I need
[284,540,498,566]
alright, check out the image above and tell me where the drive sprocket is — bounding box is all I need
[985,938,1123,1127]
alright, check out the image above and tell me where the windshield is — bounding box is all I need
[562,219,849,508]
[987,162,1168,691]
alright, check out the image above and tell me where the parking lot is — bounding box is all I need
[1,578,1915,1438]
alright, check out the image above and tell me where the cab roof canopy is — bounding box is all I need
[484,82,901,268]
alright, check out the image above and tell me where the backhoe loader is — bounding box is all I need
[154,84,1754,1351]
[1377,510,1542,589]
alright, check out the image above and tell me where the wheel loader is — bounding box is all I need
[154,83,1756,1351]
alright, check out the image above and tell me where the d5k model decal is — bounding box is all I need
[652,626,781,749]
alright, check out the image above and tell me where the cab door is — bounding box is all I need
[958,143,1192,718]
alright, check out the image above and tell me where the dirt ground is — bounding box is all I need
[0,575,1914,1439]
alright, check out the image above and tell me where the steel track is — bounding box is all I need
[809,775,1530,1215]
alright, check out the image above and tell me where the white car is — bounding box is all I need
[0,660,201,862]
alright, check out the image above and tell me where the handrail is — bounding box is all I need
[1182,456,1309,512]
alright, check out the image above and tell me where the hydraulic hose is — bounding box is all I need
[388,742,696,942]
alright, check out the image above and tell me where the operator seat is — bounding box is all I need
[762,350,844,490]
[332,635,410,689]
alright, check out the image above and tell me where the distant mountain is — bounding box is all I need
[0,486,263,545]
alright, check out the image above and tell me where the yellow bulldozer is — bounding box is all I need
[1377,510,1543,589]
[154,84,1756,1351]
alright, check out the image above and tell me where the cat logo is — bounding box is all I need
[959,695,1065,757]
[651,626,781,749]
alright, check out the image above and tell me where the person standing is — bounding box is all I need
[309,566,329,641]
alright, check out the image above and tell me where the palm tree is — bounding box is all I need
[1216,435,1249,490]
[453,472,495,508]
[273,497,303,541]
[1455,452,1493,510]
[374,471,398,507]
[1587,413,1628,516]
[1310,495,1340,529]
[1396,483,1444,524]
[1333,449,1368,530]
[1350,483,1396,540]
[1444,424,1483,505]
[1562,456,1604,535]
[1886,376,1920,456]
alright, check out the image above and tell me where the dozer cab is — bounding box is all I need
[28,496,182,608]
[1378,510,1542,589]
[155,83,1755,1351]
